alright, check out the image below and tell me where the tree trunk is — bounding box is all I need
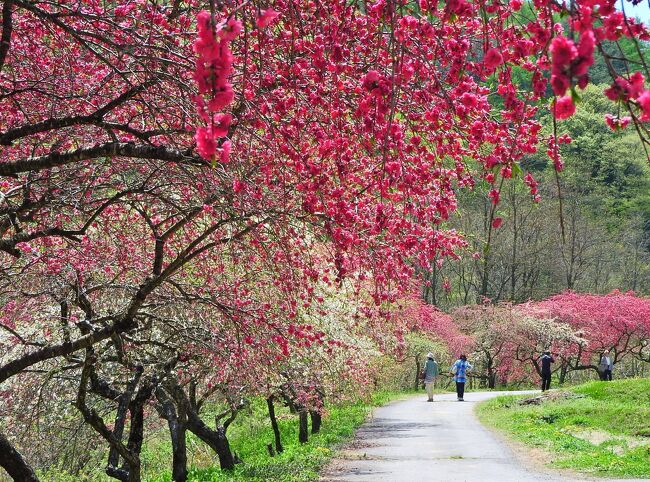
[559,364,568,385]
[214,429,235,470]
[104,399,146,482]
[107,379,138,473]
[168,421,187,481]
[310,410,322,434]
[509,183,518,301]
[0,430,40,482]
[430,261,437,305]
[480,258,490,298]
[186,413,235,470]
[155,388,188,482]
[125,403,145,482]
[161,406,188,482]
[76,360,147,482]
[266,396,283,454]
[414,355,421,391]
[266,443,276,457]
[488,371,496,389]
[127,464,141,482]
[298,410,309,444]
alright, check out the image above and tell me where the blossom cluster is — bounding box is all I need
[545,1,650,124]
[192,11,241,162]
[548,32,595,119]
[604,72,650,123]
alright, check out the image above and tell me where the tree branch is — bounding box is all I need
[0,318,133,385]
[0,81,157,146]
[0,142,202,176]
[0,0,13,72]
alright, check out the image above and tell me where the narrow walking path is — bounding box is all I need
[321,391,649,482]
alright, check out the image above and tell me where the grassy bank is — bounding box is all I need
[476,379,650,478]
[140,390,408,482]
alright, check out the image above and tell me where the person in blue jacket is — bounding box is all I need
[450,355,473,401]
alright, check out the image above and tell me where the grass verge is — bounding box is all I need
[476,378,650,478]
[143,390,410,482]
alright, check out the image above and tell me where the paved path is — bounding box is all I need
[321,391,649,482]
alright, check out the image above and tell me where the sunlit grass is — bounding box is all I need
[476,379,650,478]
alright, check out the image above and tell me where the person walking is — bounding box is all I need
[423,353,439,402]
[539,351,554,392]
[450,354,472,401]
[599,350,614,381]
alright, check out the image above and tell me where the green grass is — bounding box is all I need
[142,390,408,482]
[476,379,650,478]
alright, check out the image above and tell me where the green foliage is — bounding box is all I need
[384,333,450,391]
[434,80,650,305]
[544,85,649,200]
[36,467,107,482]
[545,85,650,227]
[590,38,650,86]
[477,379,650,477]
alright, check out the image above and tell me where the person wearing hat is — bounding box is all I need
[423,352,439,402]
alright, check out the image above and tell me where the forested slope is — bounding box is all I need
[424,83,650,306]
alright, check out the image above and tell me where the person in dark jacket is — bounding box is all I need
[539,351,554,391]
[599,350,614,381]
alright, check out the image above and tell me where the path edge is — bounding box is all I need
[473,394,618,482]
[318,392,422,481]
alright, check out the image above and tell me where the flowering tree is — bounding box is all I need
[450,303,523,387]
[510,314,586,378]
[524,291,650,378]
[402,295,473,355]
[2,0,650,480]
[415,294,649,388]
[391,292,472,388]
